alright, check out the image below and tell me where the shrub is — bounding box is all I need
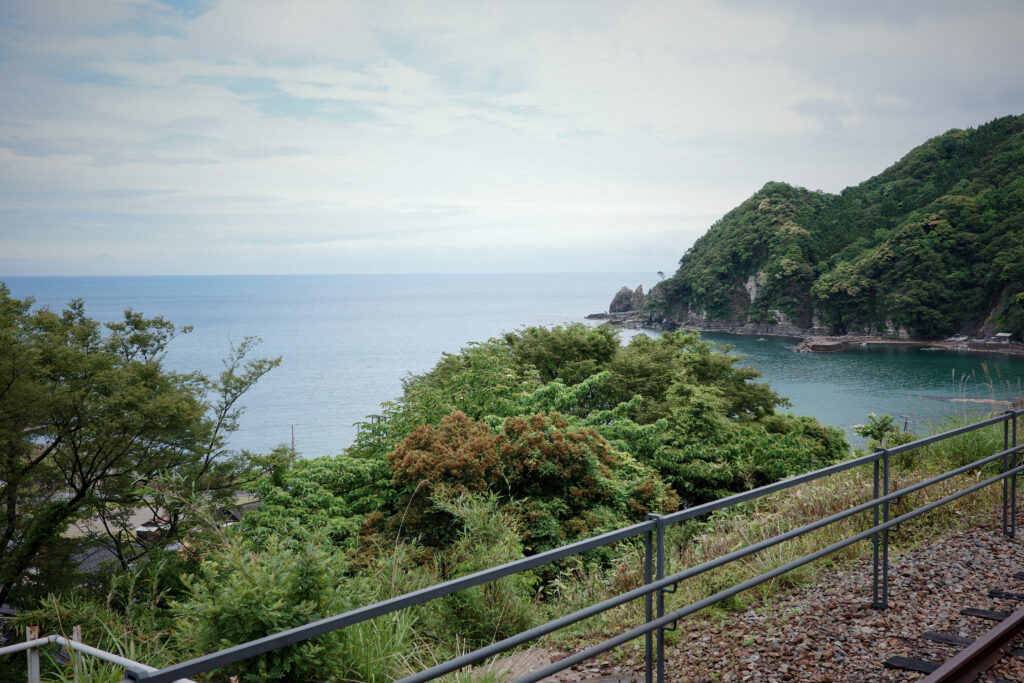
[172,532,414,682]
[427,494,540,647]
[386,411,678,554]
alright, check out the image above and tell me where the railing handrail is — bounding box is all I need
[0,634,58,655]
[519,457,1024,682]
[121,437,896,682]
[121,407,1024,683]
[403,438,1024,682]
[0,633,198,683]
[5,409,1015,683]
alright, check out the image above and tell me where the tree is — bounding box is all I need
[386,410,677,552]
[0,285,278,608]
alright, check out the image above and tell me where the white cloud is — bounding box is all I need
[1,0,1023,275]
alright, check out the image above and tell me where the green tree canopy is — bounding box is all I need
[650,114,1024,338]
[258,323,845,555]
[0,285,278,608]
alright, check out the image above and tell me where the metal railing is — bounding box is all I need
[3,410,1021,683]
[0,626,198,683]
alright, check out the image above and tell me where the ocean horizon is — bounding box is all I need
[2,272,657,456]
[5,272,1023,456]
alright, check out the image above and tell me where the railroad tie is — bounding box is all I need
[962,607,1011,621]
[922,631,973,647]
[889,575,1024,678]
[923,631,1024,657]
[883,655,939,674]
[989,588,1024,602]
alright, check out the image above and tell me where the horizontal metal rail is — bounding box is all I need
[402,441,1024,681]
[0,635,59,655]
[659,409,1016,527]
[519,457,1024,682]
[0,634,197,683]
[883,411,1014,456]
[123,520,655,682]
[115,408,1022,683]
[53,635,199,683]
[124,438,902,681]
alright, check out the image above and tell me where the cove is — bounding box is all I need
[691,332,1024,443]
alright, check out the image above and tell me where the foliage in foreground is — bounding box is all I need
[3,315,854,681]
[14,412,1015,683]
[247,324,847,558]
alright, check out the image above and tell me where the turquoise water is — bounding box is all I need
[698,333,1024,440]
[3,274,1022,455]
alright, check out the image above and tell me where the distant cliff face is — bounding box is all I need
[639,114,1024,339]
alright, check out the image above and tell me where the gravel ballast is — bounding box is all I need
[532,515,1024,682]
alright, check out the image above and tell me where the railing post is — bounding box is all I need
[1007,411,1015,540]
[26,626,40,683]
[872,450,890,609]
[882,449,890,608]
[645,513,666,683]
[655,515,666,683]
[72,625,82,683]
[872,454,881,608]
[1005,416,1012,537]
[643,521,654,683]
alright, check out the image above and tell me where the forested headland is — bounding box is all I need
[642,114,1024,340]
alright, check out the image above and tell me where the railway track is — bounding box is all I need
[884,574,1024,682]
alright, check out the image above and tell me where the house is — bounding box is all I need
[992,332,1013,343]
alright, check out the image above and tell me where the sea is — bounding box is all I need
[4,273,1024,456]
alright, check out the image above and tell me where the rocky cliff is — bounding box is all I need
[609,285,645,313]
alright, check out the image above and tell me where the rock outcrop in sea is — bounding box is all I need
[609,285,644,313]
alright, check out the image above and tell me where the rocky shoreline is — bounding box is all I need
[586,312,1024,359]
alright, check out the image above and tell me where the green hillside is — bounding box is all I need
[648,114,1024,339]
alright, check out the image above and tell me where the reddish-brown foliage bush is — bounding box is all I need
[388,411,502,496]
[500,412,614,513]
[385,410,673,552]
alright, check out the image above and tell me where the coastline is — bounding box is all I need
[586,312,1024,359]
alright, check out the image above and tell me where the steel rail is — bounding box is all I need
[122,520,655,682]
[882,411,1016,455]
[50,637,198,683]
[920,603,1024,682]
[660,409,1017,526]
[0,635,58,655]
[123,438,895,681]
[0,634,197,683]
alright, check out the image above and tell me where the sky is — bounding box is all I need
[2,1,1024,276]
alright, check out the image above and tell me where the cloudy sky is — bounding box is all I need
[2,1,1024,276]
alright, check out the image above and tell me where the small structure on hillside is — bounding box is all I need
[992,332,1013,343]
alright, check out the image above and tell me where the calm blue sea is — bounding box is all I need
[4,274,1024,455]
[1,274,657,456]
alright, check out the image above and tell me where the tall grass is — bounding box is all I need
[536,411,1020,660]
